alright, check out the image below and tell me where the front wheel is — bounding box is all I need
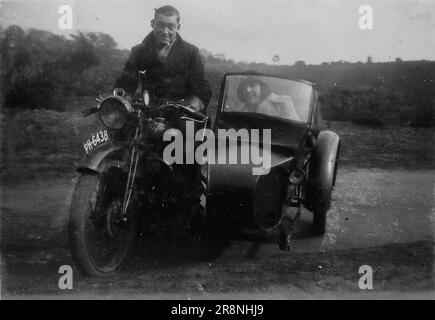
[69,170,137,277]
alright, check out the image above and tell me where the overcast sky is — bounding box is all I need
[0,0,434,64]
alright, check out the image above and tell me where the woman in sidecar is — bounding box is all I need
[233,77,300,121]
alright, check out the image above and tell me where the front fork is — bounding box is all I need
[121,127,141,219]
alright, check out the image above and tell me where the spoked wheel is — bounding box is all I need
[69,167,137,277]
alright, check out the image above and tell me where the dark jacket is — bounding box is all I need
[114,32,211,108]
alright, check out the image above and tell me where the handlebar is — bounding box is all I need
[175,104,208,122]
[106,90,208,122]
[155,102,208,122]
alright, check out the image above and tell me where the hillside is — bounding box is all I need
[1,26,434,127]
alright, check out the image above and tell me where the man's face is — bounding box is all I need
[244,82,262,105]
[152,13,180,45]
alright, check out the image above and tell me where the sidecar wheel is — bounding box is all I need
[69,172,137,277]
[305,131,340,236]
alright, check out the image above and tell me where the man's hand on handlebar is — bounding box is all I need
[172,103,208,122]
[183,96,205,113]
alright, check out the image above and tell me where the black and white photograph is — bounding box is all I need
[0,0,434,301]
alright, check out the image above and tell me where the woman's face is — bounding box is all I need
[244,82,262,105]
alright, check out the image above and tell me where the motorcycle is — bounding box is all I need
[68,71,209,277]
[69,71,341,277]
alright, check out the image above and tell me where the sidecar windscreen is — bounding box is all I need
[221,75,312,123]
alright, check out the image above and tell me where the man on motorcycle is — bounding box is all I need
[114,5,211,237]
[114,5,211,112]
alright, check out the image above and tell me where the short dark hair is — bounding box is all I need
[154,5,180,23]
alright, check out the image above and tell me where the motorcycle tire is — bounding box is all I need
[69,172,137,277]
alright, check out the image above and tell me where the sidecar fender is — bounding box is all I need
[304,130,340,212]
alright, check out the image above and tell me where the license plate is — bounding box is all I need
[83,130,109,154]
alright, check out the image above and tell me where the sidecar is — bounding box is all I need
[202,72,340,251]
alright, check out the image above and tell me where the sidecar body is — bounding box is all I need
[203,72,340,243]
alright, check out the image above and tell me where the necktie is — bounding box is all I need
[157,43,170,63]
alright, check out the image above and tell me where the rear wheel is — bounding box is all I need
[69,167,137,277]
[198,201,235,261]
[312,207,328,235]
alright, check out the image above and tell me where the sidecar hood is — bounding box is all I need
[207,143,295,186]
[206,142,297,228]
[206,115,309,227]
[207,141,296,195]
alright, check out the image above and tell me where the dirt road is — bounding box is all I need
[1,167,434,299]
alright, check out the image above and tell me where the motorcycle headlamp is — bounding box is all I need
[289,168,305,184]
[98,96,133,130]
